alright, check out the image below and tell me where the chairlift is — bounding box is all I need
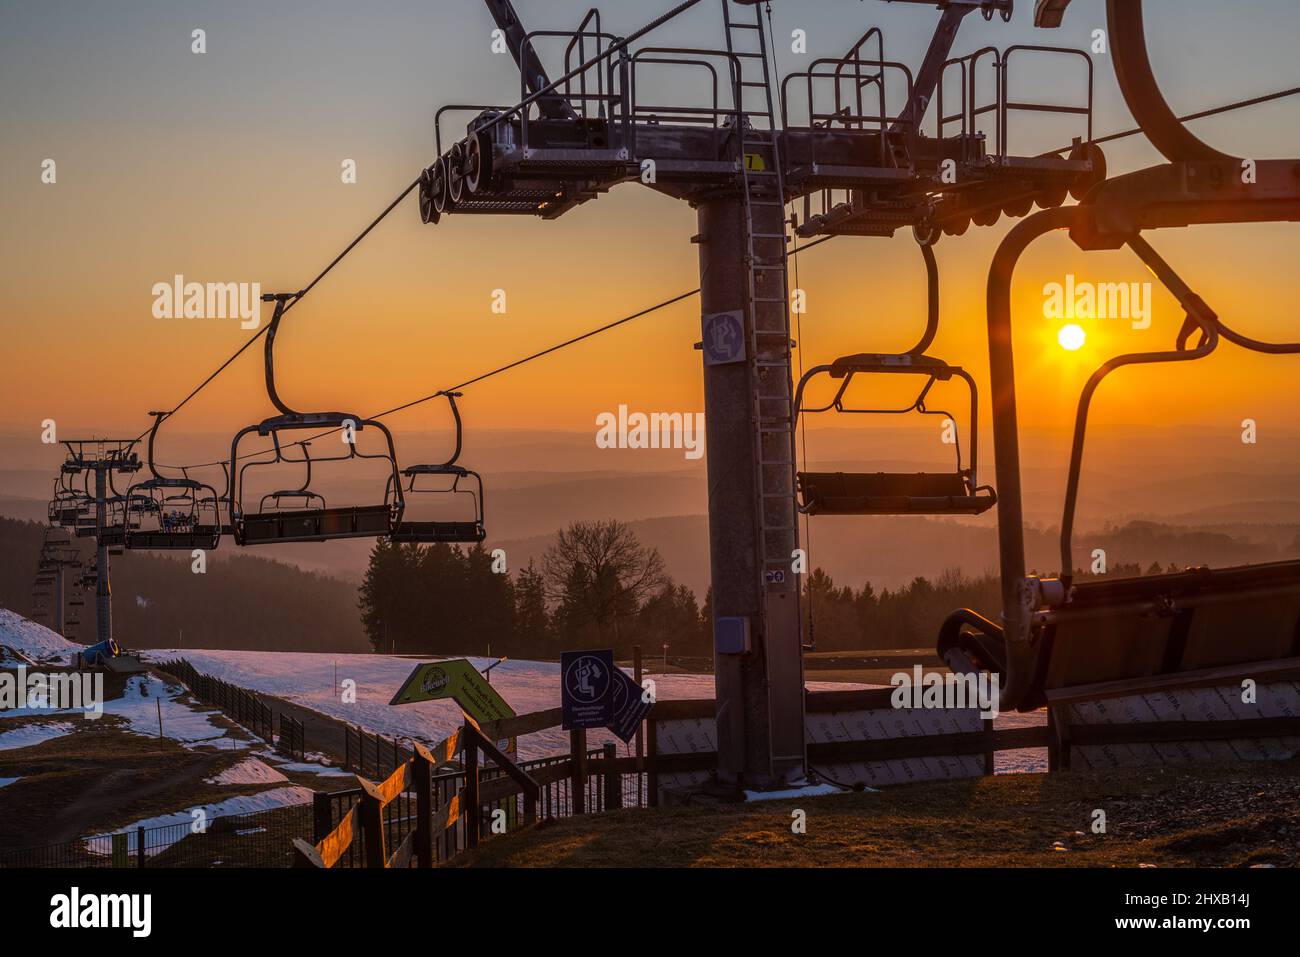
[48,475,91,528]
[124,413,222,551]
[937,0,1300,713]
[228,294,404,545]
[94,469,147,547]
[386,391,486,544]
[792,241,995,516]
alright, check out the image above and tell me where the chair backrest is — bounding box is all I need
[1036,560,1300,699]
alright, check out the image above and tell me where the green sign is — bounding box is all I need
[389,659,515,725]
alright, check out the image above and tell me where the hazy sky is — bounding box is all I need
[2,0,1298,467]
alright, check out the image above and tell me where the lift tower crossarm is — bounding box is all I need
[481,0,579,121]
[883,0,1011,137]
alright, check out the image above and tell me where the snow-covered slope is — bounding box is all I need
[149,649,713,759]
[0,609,80,665]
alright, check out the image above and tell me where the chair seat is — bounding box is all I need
[126,527,221,550]
[389,521,486,544]
[798,471,996,515]
[241,505,394,544]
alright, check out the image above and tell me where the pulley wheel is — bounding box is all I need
[430,155,450,215]
[448,142,467,204]
[465,131,492,194]
[1068,141,1107,201]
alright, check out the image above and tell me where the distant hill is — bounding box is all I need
[0,517,368,654]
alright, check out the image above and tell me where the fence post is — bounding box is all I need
[634,644,644,806]
[357,778,388,868]
[345,725,351,773]
[570,729,587,815]
[312,790,333,845]
[602,742,621,810]
[136,826,145,869]
[464,721,481,850]
[647,715,659,808]
[412,743,434,868]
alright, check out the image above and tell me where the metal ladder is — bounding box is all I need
[722,1,800,587]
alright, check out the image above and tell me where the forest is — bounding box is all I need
[0,517,369,652]
[4,513,1290,660]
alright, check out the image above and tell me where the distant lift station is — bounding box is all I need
[418,0,1102,790]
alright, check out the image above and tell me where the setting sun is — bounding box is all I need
[1058,323,1087,351]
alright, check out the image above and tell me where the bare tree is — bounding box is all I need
[542,519,668,643]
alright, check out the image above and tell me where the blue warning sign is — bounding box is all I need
[561,650,615,730]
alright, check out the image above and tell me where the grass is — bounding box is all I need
[450,759,1300,868]
[0,682,353,852]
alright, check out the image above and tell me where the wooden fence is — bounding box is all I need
[300,676,1300,866]
[296,717,545,868]
[300,704,651,868]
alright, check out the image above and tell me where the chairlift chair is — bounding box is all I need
[938,0,1300,713]
[228,294,404,545]
[386,391,486,544]
[792,242,995,517]
[48,476,91,528]
[123,413,223,551]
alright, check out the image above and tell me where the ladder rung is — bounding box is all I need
[751,232,787,239]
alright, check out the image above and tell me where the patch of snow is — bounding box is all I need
[1,673,251,750]
[0,720,75,751]
[88,786,315,857]
[149,649,847,761]
[0,609,81,665]
[206,757,289,786]
[743,782,857,801]
[264,754,354,779]
[109,676,248,749]
[992,708,1048,774]
[0,777,20,788]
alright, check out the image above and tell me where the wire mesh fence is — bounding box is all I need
[155,658,274,743]
[0,804,313,869]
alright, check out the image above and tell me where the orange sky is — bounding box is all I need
[3,1,1298,457]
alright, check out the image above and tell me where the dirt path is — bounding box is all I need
[44,749,227,844]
